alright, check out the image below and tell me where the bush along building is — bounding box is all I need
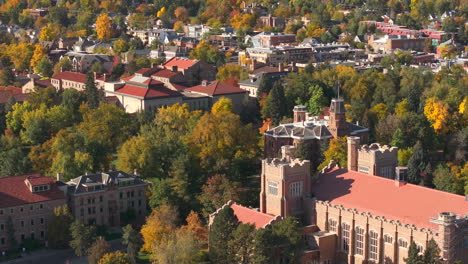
[264,98,369,158]
[58,171,149,227]
[211,139,468,263]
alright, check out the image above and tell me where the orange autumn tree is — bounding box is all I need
[96,13,112,41]
[180,211,208,243]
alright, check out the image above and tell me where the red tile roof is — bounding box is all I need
[163,57,197,70]
[230,203,280,229]
[185,81,247,96]
[34,79,52,88]
[0,91,28,104]
[313,168,468,230]
[0,174,65,208]
[52,71,87,83]
[0,86,22,95]
[115,84,181,98]
[151,69,179,78]
[26,175,55,186]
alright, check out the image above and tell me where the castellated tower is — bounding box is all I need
[260,146,313,222]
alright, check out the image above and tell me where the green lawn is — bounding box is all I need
[137,252,150,264]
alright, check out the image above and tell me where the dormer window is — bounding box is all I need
[32,184,50,193]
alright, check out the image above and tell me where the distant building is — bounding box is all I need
[0,174,66,250]
[251,32,296,48]
[368,35,426,53]
[259,15,287,29]
[64,52,113,73]
[61,171,149,226]
[264,99,369,158]
[161,57,216,86]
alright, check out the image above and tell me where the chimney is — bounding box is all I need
[60,66,63,73]
[133,168,139,176]
[278,63,284,72]
[201,80,208,86]
[172,65,178,72]
[395,167,408,187]
[103,73,107,81]
[56,173,63,182]
[281,145,296,161]
[347,136,360,171]
[93,72,97,80]
[293,105,307,123]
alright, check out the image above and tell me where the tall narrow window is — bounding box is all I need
[369,231,378,260]
[268,181,278,195]
[355,226,364,255]
[341,222,350,253]
[290,181,303,197]
[328,219,337,232]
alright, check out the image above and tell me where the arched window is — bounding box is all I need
[416,243,424,253]
[368,230,378,260]
[341,222,350,253]
[398,238,408,248]
[355,226,364,255]
[384,234,393,244]
[328,218,337,232]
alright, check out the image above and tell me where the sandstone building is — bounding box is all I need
[60,171,149,227]
[0,174,66,250]
[264,98,369,158]
[212,139,468,263]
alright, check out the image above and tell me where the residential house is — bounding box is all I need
[64,52,113,73]
[161,57,216,86]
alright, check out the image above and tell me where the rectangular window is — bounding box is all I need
[0,224,3,231]
[0,238,4,245]
[0,210,3,215]
[328,219,337,232]
[355,227,364,255]
[369,231,378,260]
[358,166,369,174]
[290,181,303,198]
[31,219,34,225]
[398,239,408,248]
[380,167,393,178]
[40,218,44,224]
[40,231,44,238]
[21,221,24,227]
[39,204,43,209]
[268,181,278,196]
[384,234,393,244]
[341,223,350,253]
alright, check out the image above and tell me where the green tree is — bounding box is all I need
[251,228,273,264]
[189,40,226,66]
[85,72,101,109]
[209,206,239,264]
[295,139,323,172]
[117,136,158,178]
[306,85,326,116]
[198,175,241,217]
[271,217,304,264]
[47,205,74,249]
[122,225,142,264]
[262,81,287,125]
[69,220,97,256]
[433,164,456,193]
[36,57,53,77]
[88,237,110,264]
[0,67,14,86]
[148,178,178,209]
[407,141,426,184]
[422,239,442,264]
[228,223,255,264]
[0,133,31,177]
[404,241,423,264]
[398,148,414,167]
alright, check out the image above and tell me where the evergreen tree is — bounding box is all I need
[47,205,74,249]
[70,220,97,256]
[36,57,53,77]
[262,81,287,125]
[404,241,423,264]
[0,67,14,86]
[407,141,426,184]
[270,217,305,264]
[295,139,323,172]
[122,224,142,264]
[88,237,110,264]
[423,239,442,264]
[227,223,255,264]
[85,72,100,109]
[251,228,273,264]
[209,206,239,264]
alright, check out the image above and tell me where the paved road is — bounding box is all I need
[4,239,125,264]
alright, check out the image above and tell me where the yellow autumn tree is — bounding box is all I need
[459,97,467,127]
[395,99,409,118]
[156,7,166,17]
[96,13,112,41]
[424,97,450,135]
[140,204,178,252]
[370,103,388,120]
[30,44,47,72]
[39,23,58,41]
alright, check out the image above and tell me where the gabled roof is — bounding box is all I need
[163,57,198,70]
[0,174,65,208]
[313,168,468,230]
[185,81,247,96]
[151,69,179,79]
[67,171,149,194]
[115,84,181,99]
[52,71,87,83]
[230,203,280,229]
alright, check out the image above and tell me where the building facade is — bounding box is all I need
[0,174,66,250]
[62,171,149,227]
